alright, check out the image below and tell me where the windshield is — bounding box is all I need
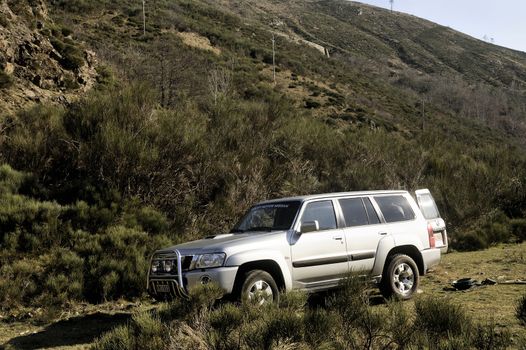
[231,201,301,233]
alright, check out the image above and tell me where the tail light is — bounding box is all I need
[428,223,435,248]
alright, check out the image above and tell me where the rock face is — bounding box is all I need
[0,0,96,114]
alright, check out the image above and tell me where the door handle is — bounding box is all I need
[333,236,343,241]
[378,232,388,236]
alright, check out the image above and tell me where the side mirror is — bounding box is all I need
[300,220,319,234]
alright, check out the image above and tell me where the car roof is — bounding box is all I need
[256,190,409,205]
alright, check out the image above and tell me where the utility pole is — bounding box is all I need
[389,0,394,13]
[272,34,276,85]
[142,0,146,36]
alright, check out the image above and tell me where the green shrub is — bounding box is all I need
[209,304,244,349]
[304,99,321,109]
[75,225,164,301]
[0,164,28,195]
[0,14,8,27]
[263,308,304,349]
[278,290,307,311]
[454,230,488,251]
[50,37,84,70]
[385,299,416,348]
[472,320,511,350]
[0,71,13,89]
[131,311,167,350]
[511,219,526,242]
[39,247,84,304]
[517,293,526,326]
[414,297,471,338]
[92,324,134,350]
[303,308,338,347]
[0,258,42,309]
[165,283,224,321]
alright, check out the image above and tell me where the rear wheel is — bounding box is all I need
[380,254,419,300]
[240,270,279,305]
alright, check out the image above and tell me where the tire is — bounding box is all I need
[380,254,419,300]
[240,270,279,305]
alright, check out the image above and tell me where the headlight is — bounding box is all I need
[193,253,226,269]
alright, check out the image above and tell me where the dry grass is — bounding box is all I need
[176,31,221,55]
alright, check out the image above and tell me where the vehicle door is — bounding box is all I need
[415,189,448,252]
[339,197,385,274]
[290,199,348,288]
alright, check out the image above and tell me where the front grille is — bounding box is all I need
[148,249,186,298]
[182,256,193,271]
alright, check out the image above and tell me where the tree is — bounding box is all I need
[208,67,232,106]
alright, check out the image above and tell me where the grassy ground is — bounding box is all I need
[417,242,526,338]
[1,242,525,349]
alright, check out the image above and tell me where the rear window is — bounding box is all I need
[374,195,415,223]
[417,193,440,219]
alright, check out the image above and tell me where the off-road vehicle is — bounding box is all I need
[148,189,447,302]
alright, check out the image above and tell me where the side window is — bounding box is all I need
[339,198,368,227]
[301,200,337,230]
[374,195,415,223]
[363,197,380,224]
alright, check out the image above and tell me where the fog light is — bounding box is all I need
[163,260,174,273]
[200,275,211,284]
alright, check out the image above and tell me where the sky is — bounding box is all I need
[351,0,526,53]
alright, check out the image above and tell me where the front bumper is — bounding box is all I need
[148,267,238,300]
[147,248,239,300]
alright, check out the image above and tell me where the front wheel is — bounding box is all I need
[240,270,279,305]
[380,254,419,300]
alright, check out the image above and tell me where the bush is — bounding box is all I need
[472,320,511,350]
[93,312,167,350]
[414,297,472,338]
[0,71,13,89]
[303,308,338,347]
[517,293,526,326]
[209,304,244,349]
[454,230,488,251]
[92,325,134,350]
[511,219,526,242]
[0,163,173,309]
[0,164,29,195]
[131,311,167,350]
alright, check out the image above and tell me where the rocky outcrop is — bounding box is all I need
[0,0,97,114]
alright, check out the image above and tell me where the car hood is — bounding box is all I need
[157,231,287,256]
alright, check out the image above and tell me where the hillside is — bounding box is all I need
[0,0,525,335]
[0,0,96,113]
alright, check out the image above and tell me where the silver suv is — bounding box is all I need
[148,189,447,302]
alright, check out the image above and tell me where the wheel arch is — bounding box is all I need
[231,260,286,297]
[385,245,425,276]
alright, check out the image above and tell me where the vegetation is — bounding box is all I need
[92,277,514,350]
[0,71,13,89]
[518,293,526,326]
[0,0,525,338]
